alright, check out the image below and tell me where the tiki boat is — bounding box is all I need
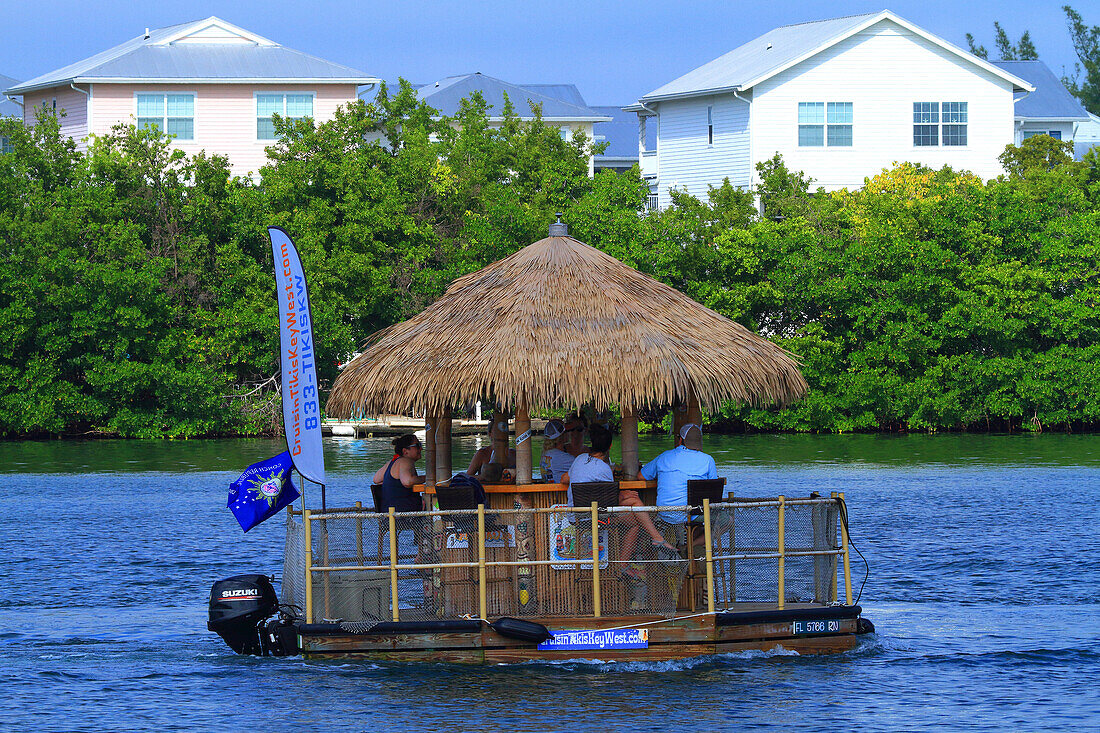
[209,220,872,662]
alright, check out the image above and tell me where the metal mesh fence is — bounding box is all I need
[280,497,844,623]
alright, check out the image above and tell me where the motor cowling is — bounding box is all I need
[208,574,279,655]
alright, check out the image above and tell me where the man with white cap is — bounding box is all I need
[639,423,719,524]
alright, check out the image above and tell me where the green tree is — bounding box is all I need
[966,22,1038,60]
[1063,5,1100,114]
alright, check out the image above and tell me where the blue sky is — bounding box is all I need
[3,1,1088,103]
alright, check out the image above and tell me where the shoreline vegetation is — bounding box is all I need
[2,83,1098,439]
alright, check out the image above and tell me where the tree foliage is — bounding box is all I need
[1,91,1099,437]
[1063,4,1100,115]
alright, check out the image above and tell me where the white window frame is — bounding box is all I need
[255,91,316,141]
[134,91,196,141]
[913,101,968,147]
[798,102,853,147]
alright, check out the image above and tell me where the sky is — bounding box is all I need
[2,1,1090,104]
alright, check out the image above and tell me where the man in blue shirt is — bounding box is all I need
[640,423,719,523]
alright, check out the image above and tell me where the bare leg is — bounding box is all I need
[620,493,667,545]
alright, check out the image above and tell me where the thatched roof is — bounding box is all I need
[326,234,807,416]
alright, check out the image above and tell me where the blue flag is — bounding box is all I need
[269,226,326,485]
[228,452,301,533]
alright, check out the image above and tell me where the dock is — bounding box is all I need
[322,417,548,438]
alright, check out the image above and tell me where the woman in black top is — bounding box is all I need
[373,434,425,512]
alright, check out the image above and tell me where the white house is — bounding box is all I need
[990,60,1091,146]
[4,18,377,177]
[627,10,1034,208]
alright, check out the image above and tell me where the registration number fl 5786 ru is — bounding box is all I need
[792,619,841,635]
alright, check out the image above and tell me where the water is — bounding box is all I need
[2,434,1098,732]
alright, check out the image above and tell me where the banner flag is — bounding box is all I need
[227,452,301,532]
[269,226,326,485]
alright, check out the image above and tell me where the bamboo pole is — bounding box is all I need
[355,501,363,565]
[436,406,452,484]
[830,492,840,603]
[703,498,715,614]
[322,516,331,620]
[477,503,488,620]
[424,411,438,487]
[590,501,601,618]
[302,509,313,624]
[840,491,853,606]
[388,508,399,621]
[686,386,702,428]
[777,495,786,610]
[672,398,688,448]
[621,404,639,478]
[515,398,532,484]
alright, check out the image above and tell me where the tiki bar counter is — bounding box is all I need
[270,219,872,662]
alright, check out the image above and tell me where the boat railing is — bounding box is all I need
[281,495,853,625]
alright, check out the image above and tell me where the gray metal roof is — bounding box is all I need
[638,10,1032,104]
[590,105,644,160]
[1,75,21,117]
[7,17,376,95]
[991,61,1090,121]
[518,84,588,107]
[416,73,611,121]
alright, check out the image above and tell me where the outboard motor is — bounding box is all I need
[208,574,279,655]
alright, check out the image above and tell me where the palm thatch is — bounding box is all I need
[326,234,807,417]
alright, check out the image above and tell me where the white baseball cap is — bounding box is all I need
[679,423,702,440]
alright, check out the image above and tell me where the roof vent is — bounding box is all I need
[549,214,568,237]
[766,43,772,50]
[144,27,150,39]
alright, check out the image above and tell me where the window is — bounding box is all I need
[913,102,939,146]
[914,102,967,146]
[559,125,571,141]
[257,93,314,140]
[0,135,11,154]
[942,102,967,146]
[137,93,194,140]
[827,102,853,146]
[707,105,713,145]
[798,102,824,146]
[1023,130,1062,140]
[799,102,852,146]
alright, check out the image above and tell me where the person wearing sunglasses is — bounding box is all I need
[373,433,426,512]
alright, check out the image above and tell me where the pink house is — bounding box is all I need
[4,17,377,176]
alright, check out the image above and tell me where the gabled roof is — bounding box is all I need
[635,10,1033,105]
[6,17,376,95]
[416,73,611,122]
[990,60,1090,121]
[1,75,21,117]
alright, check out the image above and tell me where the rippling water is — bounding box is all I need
[2,434,1098,732]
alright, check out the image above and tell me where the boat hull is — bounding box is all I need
[296,605,865,663]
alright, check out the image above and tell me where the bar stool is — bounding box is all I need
[570,482,621,614]
[683,478,727,610]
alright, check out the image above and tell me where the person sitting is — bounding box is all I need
[563,413,588,456]
[466,423,516,481]
[539,419,576,483]
[640,423,719,548]
[372,434,426,512]
[562,425,676,581]
[559,424,614,505]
